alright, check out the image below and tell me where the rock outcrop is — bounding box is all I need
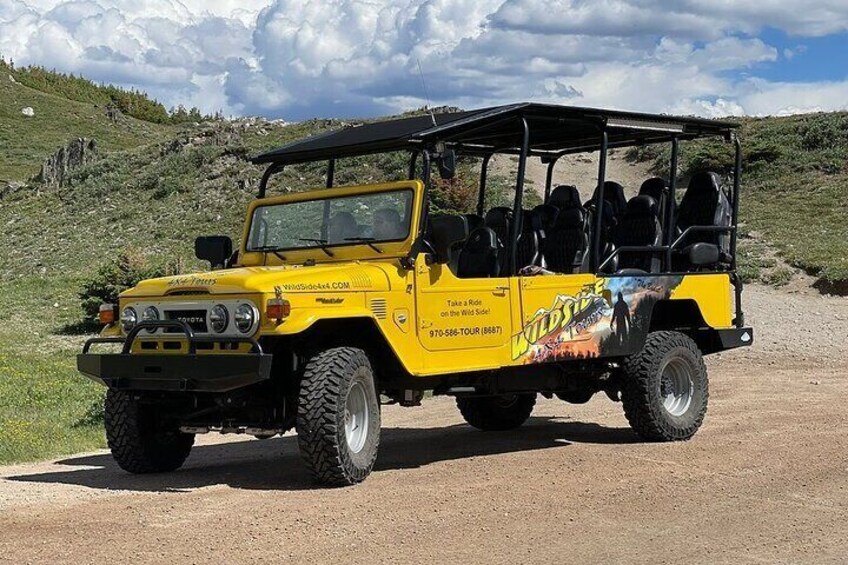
[1,180,24,199]
[39,138,98,186]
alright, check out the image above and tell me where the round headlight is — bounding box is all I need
[234,303,256,334]
[142,306,159,322]
[121,307,137,332]
[209,304,228,333]
[142,306,159,333]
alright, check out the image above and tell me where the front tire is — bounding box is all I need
[104,390,194,473]
[457,394,536,431]
[621,331,708,441]
[296,347,381,486]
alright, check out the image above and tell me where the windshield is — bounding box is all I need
[247,189,414,252]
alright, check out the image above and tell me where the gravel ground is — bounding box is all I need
[0,284,846,564]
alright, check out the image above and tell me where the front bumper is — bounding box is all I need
[77,319,272,393]
[77,352,273,392]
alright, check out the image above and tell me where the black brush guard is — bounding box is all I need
[77,320,272,393]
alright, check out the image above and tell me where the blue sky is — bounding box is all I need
[2,1,848,120]
[751,28,848,82]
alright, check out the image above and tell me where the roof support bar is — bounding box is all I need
[478,153,493,216]
[664,137,679,269]
[326,159,335,188]
[419,150,432,239]
[591,130,609,272]
[544,157,560,202]
[258,162,284,198]
[407,151,419,180]
[509,117,531,275]
[731,136,742,268]
[731,135,744,328]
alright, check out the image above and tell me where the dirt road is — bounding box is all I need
[1,285,847,564]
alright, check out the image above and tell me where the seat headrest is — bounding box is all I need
[531,204,559,231]
[484,207,512,227]
[465,227,499,252]
[549,185,581,209]
[687,171,722,196]
[429,214,468,263]
[603,181,627,213]
[639,177,667,202]
[587,181,627,215]
[553,207,585,228]
[623,194,659,218]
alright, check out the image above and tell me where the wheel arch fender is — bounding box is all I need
[292,316,414,385]
[646,298,724,354]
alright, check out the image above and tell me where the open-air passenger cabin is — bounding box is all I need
[253,102,744,328]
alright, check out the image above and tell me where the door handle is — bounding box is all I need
[493,285,509,295]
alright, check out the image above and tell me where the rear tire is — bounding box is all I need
[296,347,381,486]
[621,331,708,441]
[104,390,194,473]
[457,394,536,431]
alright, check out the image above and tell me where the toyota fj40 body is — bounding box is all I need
[78,103,753,485]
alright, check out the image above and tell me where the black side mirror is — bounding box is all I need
[437,149,456,180]
[195,236,233,270]
[687,242,720,266]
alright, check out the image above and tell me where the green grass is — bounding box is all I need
[627,112,848,285]
[0,274,107,463]
[0,350,105,463]
[0,76,174,182]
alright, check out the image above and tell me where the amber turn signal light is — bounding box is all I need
[266,298,291,322]
[99,303,117,325]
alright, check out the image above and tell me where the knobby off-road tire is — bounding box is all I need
[296,347,381,486]
[104,390,195,473]
[457,394,536,431]
[621,331,708,441]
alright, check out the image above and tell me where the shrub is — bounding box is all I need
[78,249,171,326]
[799,114,848,150]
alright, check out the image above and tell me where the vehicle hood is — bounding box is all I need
[121,262,395,297]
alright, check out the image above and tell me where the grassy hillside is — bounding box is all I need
[0,75,176,182]
[0,69,845,463]
[0,103,516,463]
[1,58,209,125]
[628,112,848,285]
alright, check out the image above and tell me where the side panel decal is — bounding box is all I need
[512,276,684,364]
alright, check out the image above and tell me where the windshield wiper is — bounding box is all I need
[251,246,287,262]
[298,238,335,257]
[344,237,384,253]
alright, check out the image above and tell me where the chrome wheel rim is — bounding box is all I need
[659,357,693,417]
[345,380,369,453]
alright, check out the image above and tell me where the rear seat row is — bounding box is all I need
[427,171,732,278]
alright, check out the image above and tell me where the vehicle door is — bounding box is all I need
[413,259,514,359]
[514,273,611,364]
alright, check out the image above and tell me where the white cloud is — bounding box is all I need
[1,0,847,118]
[736,78,848,115]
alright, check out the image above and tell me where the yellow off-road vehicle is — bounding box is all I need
[78,103,753,485]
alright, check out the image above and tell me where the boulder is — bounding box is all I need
[1,181,24,199]
[21,107,34,117]
[39,138,98,186]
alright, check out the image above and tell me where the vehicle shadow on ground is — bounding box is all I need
[6,418,638,493]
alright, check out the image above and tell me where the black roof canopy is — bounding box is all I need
[252,103,738,165]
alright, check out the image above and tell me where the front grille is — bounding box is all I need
[165,309,208,333]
